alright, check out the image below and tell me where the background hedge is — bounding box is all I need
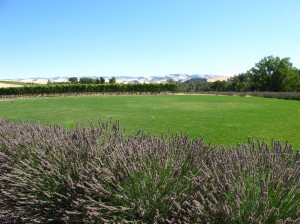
[0,83,177,97]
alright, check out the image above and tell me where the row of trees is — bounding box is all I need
[68,77,116,84]
[177,56,300,92]
[2,55,297,96]
[175,78,210,92]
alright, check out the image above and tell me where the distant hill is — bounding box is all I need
[12,74,227,84]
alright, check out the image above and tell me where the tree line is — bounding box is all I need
[177,56,300,92]
[68,77,116,84]
[47,77,116,85]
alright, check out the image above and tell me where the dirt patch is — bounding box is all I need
[207,76,230,82]
[0,83,21,88]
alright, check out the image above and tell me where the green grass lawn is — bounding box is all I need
[0,94,299,148]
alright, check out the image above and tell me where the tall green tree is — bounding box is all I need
[68,77,78,84]
[79,78,95,84]
[227,72,252,91]
[100,77,105,84]
[284,68,300,91]
[109,77,116,84]
[250,56,295,91]
[211,80,228,91]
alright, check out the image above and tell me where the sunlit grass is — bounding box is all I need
[0,94,299,147]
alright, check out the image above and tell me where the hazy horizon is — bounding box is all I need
[2,73,225,81]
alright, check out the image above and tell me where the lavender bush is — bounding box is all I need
[0,119,299,223]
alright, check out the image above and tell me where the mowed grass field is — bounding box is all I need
[0,94,299,148]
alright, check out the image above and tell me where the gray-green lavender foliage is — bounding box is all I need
[0,119,299,223]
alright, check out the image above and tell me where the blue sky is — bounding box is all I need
[0,0,299,79]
